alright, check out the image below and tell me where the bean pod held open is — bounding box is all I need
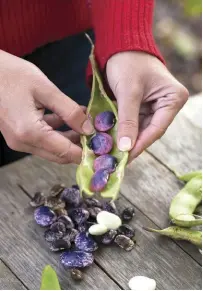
[76,35,128,200]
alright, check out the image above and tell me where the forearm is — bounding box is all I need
[90,0,165,70]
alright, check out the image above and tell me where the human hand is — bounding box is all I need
[0,50,94,164]
[106,51,189,162]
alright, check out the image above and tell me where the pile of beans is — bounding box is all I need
[31,184,136,280]
[89,111,118,192]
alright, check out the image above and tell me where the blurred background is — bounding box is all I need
[154,0,202,95]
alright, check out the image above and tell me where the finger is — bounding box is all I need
[116,92,141,152]
[44,113,64,128]
[16,143,76,164]
[129,102,180,162]
[38,130,82,164]
[57,130,80,144]
[22,121,82,164]
[44,105,87,129]
[34,80,94,135]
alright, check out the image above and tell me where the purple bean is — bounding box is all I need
[89,133,113,155]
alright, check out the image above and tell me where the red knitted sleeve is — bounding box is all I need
[87,0,165,79]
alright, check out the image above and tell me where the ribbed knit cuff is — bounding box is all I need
[87,0,165,82]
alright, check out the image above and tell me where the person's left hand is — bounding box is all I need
[106,51,189,162]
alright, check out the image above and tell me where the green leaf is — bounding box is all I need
[183,0,202,17]
[40,265,61,290]
[76,34,128,200]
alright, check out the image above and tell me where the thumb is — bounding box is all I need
[34,78,94,135]
[116,90,141,152]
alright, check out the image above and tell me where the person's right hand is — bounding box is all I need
[0,50,94,164]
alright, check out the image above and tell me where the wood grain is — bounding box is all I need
[121,152,201,263]
[6,154,201,263]
[147,106,202,173]
[1,157,201,290]
[0,260,26,290]
[0,176,120,290]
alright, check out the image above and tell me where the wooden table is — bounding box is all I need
[0,95,202,290]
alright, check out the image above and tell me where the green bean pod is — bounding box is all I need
[144,226,202,248]
[175,170,202,182]
[169,175,202,227]
[76,35,128,200]
[195,204,202,215]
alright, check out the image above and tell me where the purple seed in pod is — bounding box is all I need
[90,170,109,192]
[94,111,116,132]
[34,206,56,227]
[74,232,98,252]
[89,133,113,155]
[93,154,118,173]
[60,250,94,269]
[60,187,82,207]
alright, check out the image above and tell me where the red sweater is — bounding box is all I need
[0,0,164,71]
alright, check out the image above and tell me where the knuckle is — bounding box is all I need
[6,138,21,151]
[115,79,143,100]
[119,119,138,131]
[175,85,189,107]
[15,125,30,143]
[55,143,72,164]
[57,157,70,165]
[65,103,82,123]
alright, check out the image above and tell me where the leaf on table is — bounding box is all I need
[40,265,61,290]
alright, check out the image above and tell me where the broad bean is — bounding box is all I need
[144,226,202,248]
[169,174,202,227]
[76,35,128,200]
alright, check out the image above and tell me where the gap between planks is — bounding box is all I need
[0,258,28,290]
[18,181,202,268]
[17,183,122,290]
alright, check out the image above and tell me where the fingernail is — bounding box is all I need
[118,137,132,151]
[82,120,95,135]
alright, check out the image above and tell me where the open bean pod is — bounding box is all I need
[175,170,202,182]
[144,226,202,248]
[169,174,202,227]
[76,35,128,200]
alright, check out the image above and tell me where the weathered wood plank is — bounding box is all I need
[181,94,202,129]
[147,98,202,173]
[96,196,202,290]
[1,158,201,289]
[122,152,201,263]
[6,154,201,263]
[0,260,26,290]
[0,177,120,290]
